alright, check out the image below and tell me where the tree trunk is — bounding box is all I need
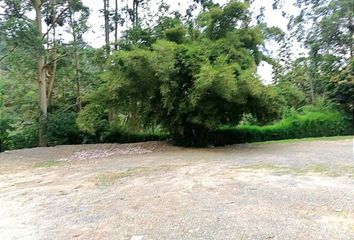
[104,0,110,55]
[74,42,81,110]
[69,1,82,110]
[47,2,57,107]
[349,8,353,59]
[133,0,139,27]
[47,58,57,106]
[34,0,47,147]
[114,0,118,51]
[306,61,315,104]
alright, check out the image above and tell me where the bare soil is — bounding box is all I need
[0,138,353,240]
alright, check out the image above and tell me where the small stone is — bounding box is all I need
[334,208,343,212]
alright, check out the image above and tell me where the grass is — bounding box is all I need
[240,163,285,171]
[238,163,354,178]
[291,164,329,175]
[33,160,62,168]
[95,165,176,186]
[252,135,353,145]
[338,165,354,179]
[95,167,149,186]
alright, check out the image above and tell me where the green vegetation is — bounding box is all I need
[0,0,352,150]
[33,160,62,168]
[212,106,353,146]
[237,163,354,178]
[95,168,149,186]
[95,165,175,186]
[253,135,353,145]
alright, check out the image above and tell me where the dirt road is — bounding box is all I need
[0,138,353,240]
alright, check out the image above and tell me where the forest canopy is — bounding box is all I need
[0,0,353,150]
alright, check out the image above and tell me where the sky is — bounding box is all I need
[80,0,301,84]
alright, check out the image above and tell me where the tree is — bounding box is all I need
[272,0,353,112]
[329,59,354,114]
[34,0,47,146]
[114,0,119,50]
[291,0,353,60]
[79,2,282,146]
[197,1,250,40]
[0,0,90,146]
[67,0,90,110]
[103,0,110,54]
[131,0,144,27]
[0,40,39,150]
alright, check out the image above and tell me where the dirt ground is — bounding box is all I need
[0,138,353,240]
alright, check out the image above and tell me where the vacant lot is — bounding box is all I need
[0,137,353,240]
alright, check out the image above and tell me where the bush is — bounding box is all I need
[1,112,168,151]
[76,103,109,136]
[0,117,11,152]
[1,120,38,151]
[103,129,169,143]
[212,109,352,146]
[78,119,169,145]
[47,111,83,146]
[94,123,169,144]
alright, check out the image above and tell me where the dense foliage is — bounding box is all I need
[0,0,352,150]
[212,105,352,146]
[94,27,282,145]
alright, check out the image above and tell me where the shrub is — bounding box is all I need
[76,104,109,136]
[101,123,169,143]
[212,109,352,146]
[0,117,11,151]
[47,111,83,146]
[1,121,38,151]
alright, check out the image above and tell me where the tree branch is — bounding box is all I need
[61,102,80,113]
[43,53,68,67]
[0,46,18,62]
[42,6,70,40]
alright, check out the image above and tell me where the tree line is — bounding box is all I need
[0,0,353,150]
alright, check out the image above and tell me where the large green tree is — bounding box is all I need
[0,0,92,148]
[273,0,353,114]
[78,1,282,146]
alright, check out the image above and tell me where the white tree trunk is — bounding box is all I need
[35,0,48,146]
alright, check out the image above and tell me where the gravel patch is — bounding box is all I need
[59,146,153,161]
[0,138,353,240]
